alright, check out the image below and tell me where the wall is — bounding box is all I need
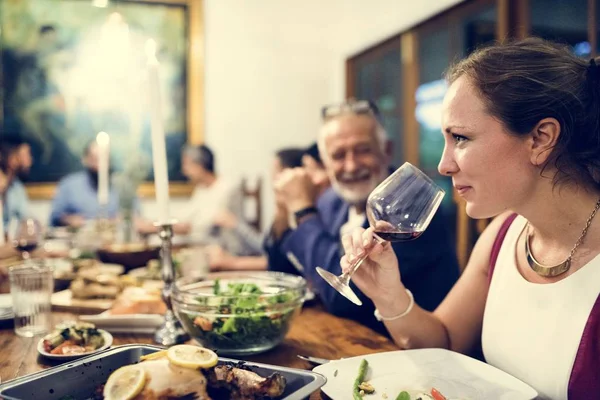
[29,0,464,228]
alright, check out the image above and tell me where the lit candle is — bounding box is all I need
[96,131,110,207]
[146,39,170,224]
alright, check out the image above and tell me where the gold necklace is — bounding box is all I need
[525,197,600,277]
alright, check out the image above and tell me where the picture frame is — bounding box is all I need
[0,0,203,199]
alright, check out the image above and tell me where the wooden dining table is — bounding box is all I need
[0,301,398,399]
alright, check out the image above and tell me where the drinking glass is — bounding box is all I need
[316,162,445,305]
[9,262,54,337]
[12,218,43,261]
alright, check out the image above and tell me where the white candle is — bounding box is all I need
[146,39,170,224]
[96,131,110,207]
[0,199,5,245]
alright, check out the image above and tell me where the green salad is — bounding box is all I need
[178,280,301,353]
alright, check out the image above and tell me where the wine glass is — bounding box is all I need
[12,218,43,261]
[316,162,445,305]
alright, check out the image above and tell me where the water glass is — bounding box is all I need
[8,262,54,337]
[180,247,210,278]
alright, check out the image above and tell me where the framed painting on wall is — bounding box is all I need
[0,0,203,198]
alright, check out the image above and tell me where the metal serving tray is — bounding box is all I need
[0,344,327,400]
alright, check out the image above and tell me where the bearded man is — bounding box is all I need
[268,100,459,335]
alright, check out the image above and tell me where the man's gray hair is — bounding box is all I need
[317,113,388,164]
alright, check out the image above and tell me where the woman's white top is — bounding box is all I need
[482,215,600,400]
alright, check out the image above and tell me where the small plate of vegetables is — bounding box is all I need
[37,321,112,360]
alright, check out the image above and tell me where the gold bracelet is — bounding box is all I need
[373,289,414,321]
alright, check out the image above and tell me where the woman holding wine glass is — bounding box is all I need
[341,38,600,399]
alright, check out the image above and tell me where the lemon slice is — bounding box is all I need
[167,344,218,369]
[140,350,168,361]
[103,365,146,400]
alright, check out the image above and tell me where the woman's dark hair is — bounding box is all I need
[445,37,600,189]
[303,142,323,165]
[183,144,215,173]
[276,148,304,169]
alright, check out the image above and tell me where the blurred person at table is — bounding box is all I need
[0,161,63,261]
[0,133,33,229]
[139,144,247,254]
[340,39,600,399]
[208,147,306,271]
[270,100,459,335]
[0,162,16,260]
[49,139,137,228]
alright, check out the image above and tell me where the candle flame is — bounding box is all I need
[96,131,110,146]
[145,39,158,62]
[108,12,123,24]
[92,0,109,7]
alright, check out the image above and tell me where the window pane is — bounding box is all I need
[352,44,403,166]
[355,61,379,101]
[597,0,600,56]
[381,115,402,166]
[530,0,590,57]
[417,27,450,175]
[379,48,401,111]
[461,6,497,57]
[419,28,450,84]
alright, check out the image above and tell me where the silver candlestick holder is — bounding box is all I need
[154,221,189,346]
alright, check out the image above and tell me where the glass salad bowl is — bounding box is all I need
[172,271,307,356]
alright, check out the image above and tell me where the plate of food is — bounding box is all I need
[313,349,538,400]
[37,321,113,360]
[78,286,166,333]
[79,312,164,334]
[0,344,327,399]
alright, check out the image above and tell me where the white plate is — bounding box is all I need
[313,349,538,400]
[37,329,113,360]
[79,311,164,334]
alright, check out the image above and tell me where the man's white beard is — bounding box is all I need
[331,172,384,205]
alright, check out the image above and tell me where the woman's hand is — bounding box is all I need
[340,226,404,304]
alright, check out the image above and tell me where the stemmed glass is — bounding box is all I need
[12,218,43,261]
[316,162,445,305]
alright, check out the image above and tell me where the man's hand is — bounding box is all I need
[274,168,318,213]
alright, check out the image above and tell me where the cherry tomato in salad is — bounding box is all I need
[431,388,447,400]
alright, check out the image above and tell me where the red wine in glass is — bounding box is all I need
[14,240,38,254]
[12,218,42,261]
[373,230,424,242]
